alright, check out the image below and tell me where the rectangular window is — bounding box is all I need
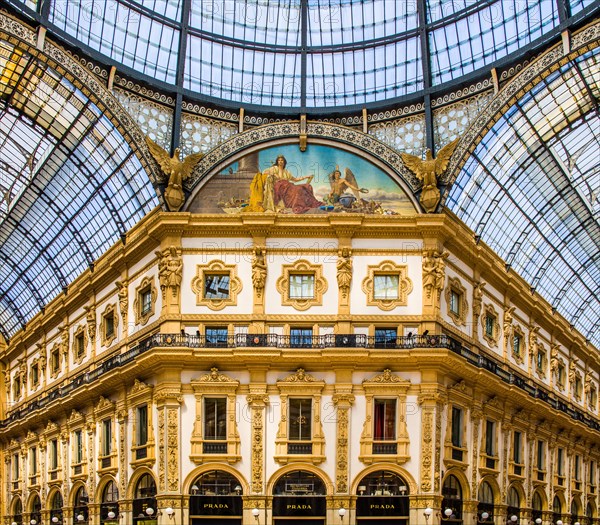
[140,287,152,315]
[537,440,545,470]
[289,274,315,299]
[451,406,462,448]
[75,430,83,464]
[105,314,114,339]
[374,328,397,348]
[450,289,461,315]
[485,315,495,338]
[102,419,112,456]
[513,431,522,464]
[575,455,581,481]
[136,405,148,446]
[374,399,396,440]
[373,274,399,299]
[51,348,60,373]
[50,439,58,470]
[12,453,19,479]
[204,398,227,440]
[289,398,312,441]
[558,448,565,476]
[513,333,522,355]
[31,363,39,385]
[76,333,85,357]
[206,327,229,347]
[485,420,496,456]
[590,461,596,485]
[537,351,544,371]
[204,274,230,299]
[30,447,37,475]
[290,327,313,347]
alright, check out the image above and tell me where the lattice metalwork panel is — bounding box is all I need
[433,91,493,149]
[369,114,426,157]
[447,48,600,347]
[180,113,238,157]
[114,89,173,151]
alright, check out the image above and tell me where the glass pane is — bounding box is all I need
[374,399,396,440]
[289,274,314,299]
[373,275,399,299]
[204,274,230,299]
[289,398,312,440]
[204,398,227,440]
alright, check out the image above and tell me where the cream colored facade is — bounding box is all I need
[1,211,599,525]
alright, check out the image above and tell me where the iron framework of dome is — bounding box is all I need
[0,0,599,349]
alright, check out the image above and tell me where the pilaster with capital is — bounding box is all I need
[246,392,268,494]
[155,389,183,494]
[470,406,482,497]
[117,407,127,496]
[86,420,96,499]
[332,391,355,494]
[418,389,440,493]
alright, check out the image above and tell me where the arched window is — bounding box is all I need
[272,471,326,525]
[507,486,521,520]
[553,495,563,524]
[12,497,23,525]
[442,475,463,525]
[585,502,594,525]
[29,494,42,525]
[100,481,119,524]
[477,481,494,524]
[189,471,243,525]
[73,486,89,525]
[50,492,64,524]
[133,474,157,524]
[532,491,544,523]
[571,499,582,525]
[355,470,410,524]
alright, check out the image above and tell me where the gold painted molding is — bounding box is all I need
[276,259,328,311]
[361,260,412,310]
[445,277,468,326]
[191,260,242,310]
[133,276,158,326]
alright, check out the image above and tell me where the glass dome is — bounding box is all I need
[6,0,596,111]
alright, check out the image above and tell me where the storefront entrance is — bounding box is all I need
[272,471,326,525]
[355,470,410,525]
[189,470,243,525]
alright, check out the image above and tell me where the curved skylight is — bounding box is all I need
[447,47,600,348]
[7,0,596,110]
[0,38,159,340]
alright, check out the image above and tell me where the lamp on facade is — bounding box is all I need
[30,520,37,525]
[339,508,347,522]
[358,485,366,496]
[145,507,155,517]
[234,485,242,495]
[481,512,490,521]
[424,507,433,523]
[535,519,542,525]
[510,516,518,524]
[575,522,580,525]
[76,515,85,522]
[556,520,563,525]
[252,508,260,524]
[12,522,18,525]
[191,485,199,495]
[164,507,175,520]
[445,509,454,518]
[52,518,60,524]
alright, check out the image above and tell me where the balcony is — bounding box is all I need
[287,443,313,455]
[373,443,398,455]
[202,442,228,454]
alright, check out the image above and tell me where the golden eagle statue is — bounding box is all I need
[145,136,204,211]
[401,138,459,213]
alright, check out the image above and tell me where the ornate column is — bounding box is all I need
[86,418,96,501]
[470,405,483,499]
[246,392,268,496]
[155,389,183,494]
[117,406,128,497]
[332,391,355,494]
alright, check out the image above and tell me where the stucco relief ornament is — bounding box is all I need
[528,325,540,358]
[503,306,515,349]
[336,248,352,299]
[156,246,183,299]
[473,281,485,319]
[145,136,204,211]
[401,138,459,212]
[200,367,235,382]
[251,246,267,297]
[83,305,96,343]
[115,281,128,324]
[422,250,449,299]
[284,368,315,382]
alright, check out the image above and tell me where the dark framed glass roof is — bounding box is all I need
[447,47,600,348]
[0,37,159,339]
[6,0,598,111]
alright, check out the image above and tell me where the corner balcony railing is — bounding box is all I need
[2,332,599,434]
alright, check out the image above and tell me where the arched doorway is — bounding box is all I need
[532,491,544,524]
[441,475,463,525]
[100,481,119,524]
[49,492,64,524]
[272,470,326,525]
[11,497,23,525]
[133,474,157,524]
[553,495,563,525]
[29,495,42,525]
[477,481,495,524]
[506,486,521,521]
[189,470,243,525]
[571,498,583,525]
[73,486,89,524]
[355,470,410,525]
[585,502,595,525]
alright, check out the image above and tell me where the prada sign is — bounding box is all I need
[356,496,409,517]
[273,496,326,517]
[190,495,242,516]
